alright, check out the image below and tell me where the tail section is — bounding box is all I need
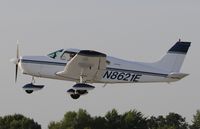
[152,40,191,73]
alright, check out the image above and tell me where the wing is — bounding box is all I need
[56,50,107,83]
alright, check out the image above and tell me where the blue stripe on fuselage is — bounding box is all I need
[106,68,167,77]
[21,59,66,66]
[21,59,168,77]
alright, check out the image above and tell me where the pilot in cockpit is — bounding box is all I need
[60,52,76,61]
[69,53,75,61]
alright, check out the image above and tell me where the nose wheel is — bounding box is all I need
[25,90,34,94]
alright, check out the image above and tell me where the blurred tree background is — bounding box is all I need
[48,109,200,129]
[0,114,41,129]
[1,109,200,129]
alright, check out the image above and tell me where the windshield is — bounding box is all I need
[47,49,64,59]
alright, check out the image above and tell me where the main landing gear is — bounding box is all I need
[67,83,95,99]
[67,71,95,99]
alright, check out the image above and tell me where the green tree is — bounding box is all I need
[48,121,61,129]
[121,110,147,129]
[61,111,77,129]
[0,114,41,129]
[48,109,92,129]
[48,109,193,129]
[155,115,166,128]
[91,116,106,129]
[165,113,188,129]
[74,109,92,129]
[190,110,200,129]
[147,113,188,129]
[147,116,159,129]
[48,111,77,129]
[105,109,121,129]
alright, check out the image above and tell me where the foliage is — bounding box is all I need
[48,109,92,129]
[48,109,198,129]
[190,110,200,129]
[49,109,148,129]
[105,109,121,129]
[0,114,41,129]
[2,109,200,129]
[147,113,188,129]
[121,110,147,129]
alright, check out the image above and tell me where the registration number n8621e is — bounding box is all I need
[103,71,142,82]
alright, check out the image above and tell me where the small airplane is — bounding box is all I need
[11,40,191,99]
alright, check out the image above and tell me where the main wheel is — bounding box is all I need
[25,90,33,94]
[70,94,80,99]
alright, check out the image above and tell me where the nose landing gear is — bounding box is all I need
[23,77,44,94]
[23,83,44,94]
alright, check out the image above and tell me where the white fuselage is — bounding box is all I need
[19,55,175,84]
[11,41,190,99]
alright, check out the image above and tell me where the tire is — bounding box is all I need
[70,94,80,99]
[25,90,33,94]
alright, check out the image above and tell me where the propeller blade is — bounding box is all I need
[15,40,20,83]
[15,64,18,83]
[17,40,19,59]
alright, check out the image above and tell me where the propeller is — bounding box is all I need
[10,41,20,82]
[15,43,19,82]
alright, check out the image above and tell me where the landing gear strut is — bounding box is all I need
[24,77,35,94]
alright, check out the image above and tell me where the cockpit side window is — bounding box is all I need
[61,51,76,61]
[48,49,64,59]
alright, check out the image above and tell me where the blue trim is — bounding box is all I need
[168,41,191,54]
[21,59,168,77]
[79,50,106,57]
[107,67,168,77]
[21,59,66,66]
